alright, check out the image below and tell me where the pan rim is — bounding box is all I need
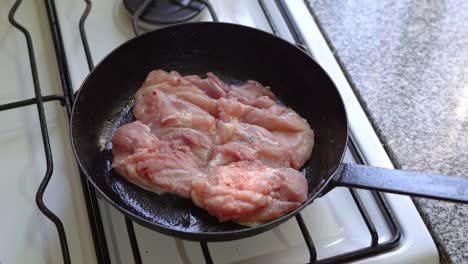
[70,21,349,241]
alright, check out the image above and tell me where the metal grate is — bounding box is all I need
[1,0,401,263]
[2,0,110,263]
[6,1,70,262]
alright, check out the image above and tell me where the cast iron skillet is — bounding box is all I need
[71,22,468,242]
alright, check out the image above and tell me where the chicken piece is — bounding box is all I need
[114,145,204,198]
[209,142,257,166]
[111,121,163,193]
[214,98,248,122]
[233,121,292,168]
[134,142,205,198]
[252,96,276,109]
[112,121,206,198]
[214,119,312,169]
[134,87,216,133]
[213,97,313,168]
[185,72,230,99]
[191,161,307,226]
[214,120,235,144]
[227,80,275,106]
[213,120,291,168]
[240,105,309,132]
[143,69,193,87]
[214,96,310,133]
[135,69,216,132]
[273,129,315,169]
[142,69,170,86]
[111,121,159,164]
[112,121,158,152]
[154,127,213,164]
[176,92,217,115]
[143,70,207,96]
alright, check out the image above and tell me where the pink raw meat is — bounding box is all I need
[191,161,308,226]
[111,70,314,225]
[112,122,206,198]
[134,84,216,133]
[227,80,274,106]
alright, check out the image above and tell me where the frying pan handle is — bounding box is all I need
[332,163,468,203]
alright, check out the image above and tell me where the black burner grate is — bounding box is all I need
[1,0,401,263]
[124,0,205,26]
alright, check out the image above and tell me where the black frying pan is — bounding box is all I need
[70,22,468,242]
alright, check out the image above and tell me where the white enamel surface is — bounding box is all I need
[0,1,95,263]
[0,0,437,263]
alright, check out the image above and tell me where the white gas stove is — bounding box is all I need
[0,0,439,263]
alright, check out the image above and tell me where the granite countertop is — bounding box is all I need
[308,0,468,263]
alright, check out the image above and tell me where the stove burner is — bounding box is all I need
[124,0,206,25]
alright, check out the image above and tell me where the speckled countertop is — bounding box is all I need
[307,0,468,263]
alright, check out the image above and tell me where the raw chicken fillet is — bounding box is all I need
[111,70,314,226]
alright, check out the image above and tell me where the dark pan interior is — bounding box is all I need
[70,22,348,241]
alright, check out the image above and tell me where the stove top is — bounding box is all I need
[0,0,438,263]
